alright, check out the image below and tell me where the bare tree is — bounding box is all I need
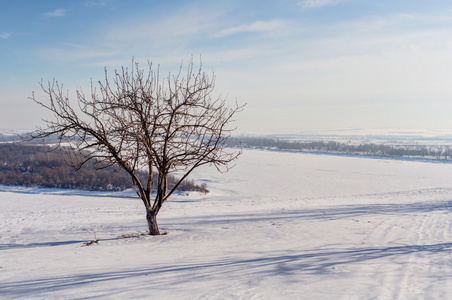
[28,58,244,235]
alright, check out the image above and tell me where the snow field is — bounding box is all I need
[1,149,452,299]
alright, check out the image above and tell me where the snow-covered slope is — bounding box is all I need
[1,149,452,299]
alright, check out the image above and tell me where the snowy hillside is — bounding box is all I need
[1,149,452,299]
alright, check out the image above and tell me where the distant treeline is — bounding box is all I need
[227,137,452,160]
[0,134,20,142]
[0,143,208,193]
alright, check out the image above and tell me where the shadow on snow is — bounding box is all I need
[166,198,452,227]
[1,242,451,297]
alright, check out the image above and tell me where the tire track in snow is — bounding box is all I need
[355,198,452,300]
[363,215,423,300]
[394,214,431,299]
[395,212,452,299]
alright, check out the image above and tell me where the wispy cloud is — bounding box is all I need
[0,33,11,39]
[38,43,115,62]
[102,8,222,54]
[299,0,351,9]
[44,9,66,17]
[84,1,108,8]
[211,20,286,38]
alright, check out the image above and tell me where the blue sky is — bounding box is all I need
[2,0,452,134]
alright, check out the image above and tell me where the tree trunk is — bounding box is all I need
[146,207,160,235]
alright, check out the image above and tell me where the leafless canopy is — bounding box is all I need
[29,58,244,235]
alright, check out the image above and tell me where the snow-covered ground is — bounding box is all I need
[2,149,452,299]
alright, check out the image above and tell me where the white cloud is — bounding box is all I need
[211,20,287,38]
[299,0,351,9]
[0,33,11,39]
[44,9,66,17]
